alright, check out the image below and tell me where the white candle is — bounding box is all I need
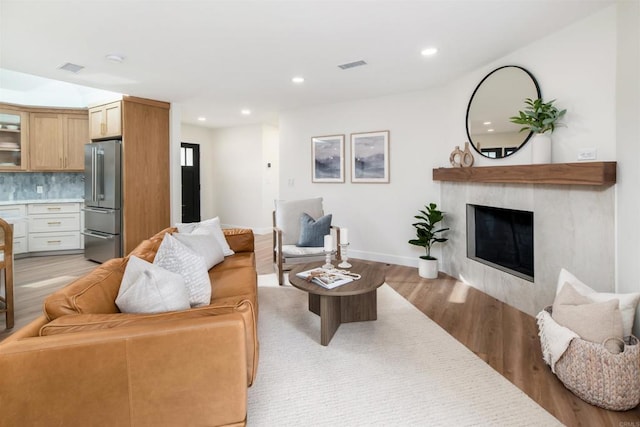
[324,234,333,252]
[340,228,349,244]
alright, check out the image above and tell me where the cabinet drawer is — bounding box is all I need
[28,232,80,252]
[0,204,26,218]
[29,214,80,232]
[11,220,27,238]
[13,236,27,254]
[28,203,80,214]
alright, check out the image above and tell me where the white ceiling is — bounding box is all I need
[0,0,613,128]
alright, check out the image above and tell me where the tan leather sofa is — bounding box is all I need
[0,227,258,427]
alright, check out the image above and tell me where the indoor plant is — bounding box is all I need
[408,203,449,279]
[509,97,566,164]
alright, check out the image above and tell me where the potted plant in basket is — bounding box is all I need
[408,203,449,279]
[509,97,566,164]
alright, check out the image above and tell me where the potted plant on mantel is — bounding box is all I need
[408,203,449,279]
[509,97,566,164]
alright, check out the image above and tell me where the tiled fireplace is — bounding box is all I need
[440,180,615,316]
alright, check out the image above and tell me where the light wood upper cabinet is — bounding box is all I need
[29,112,88,171]
[65,115,89,170]
[30,113,64,170]
[89,101,122,140]
[0,108,29,171]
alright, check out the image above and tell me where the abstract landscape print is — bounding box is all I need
[312,134,345,183]
[351,130,390,183]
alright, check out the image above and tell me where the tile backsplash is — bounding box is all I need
[0,172,84,201]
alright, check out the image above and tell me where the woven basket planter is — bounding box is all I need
[542,307,640,411]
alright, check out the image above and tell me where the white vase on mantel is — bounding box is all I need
[418,258,438,279]
[531,133,552,164]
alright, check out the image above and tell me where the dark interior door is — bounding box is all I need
[181,143,201,223]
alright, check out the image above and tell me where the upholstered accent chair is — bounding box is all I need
[273,197,341,285]
[0,218,14,329]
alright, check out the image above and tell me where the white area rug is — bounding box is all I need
[248,274,561,426]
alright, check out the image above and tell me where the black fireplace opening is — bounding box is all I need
[467,204,534,282]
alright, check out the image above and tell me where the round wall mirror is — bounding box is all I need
[466,65,541,159]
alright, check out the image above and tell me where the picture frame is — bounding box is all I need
[312,134,345,183]
[351,130,390,183]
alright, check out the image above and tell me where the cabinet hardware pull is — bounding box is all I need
[47,221,62,225]
[47,240,62,244]
[47,207,61,210]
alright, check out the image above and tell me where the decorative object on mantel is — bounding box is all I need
[509,98,567,164]
[408,203,449,279]
[449,142,474,168]
[432,162,616,186]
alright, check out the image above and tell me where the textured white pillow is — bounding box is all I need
[556,268,640,337]
[173,232,224,269]
[154,234,212,307]
[116,256,190,314]
[176,216,234,256]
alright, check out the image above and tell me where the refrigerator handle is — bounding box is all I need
[91,146,98,202]
[97,148,105,200]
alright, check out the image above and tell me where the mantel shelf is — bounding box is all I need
[432,161,616,186]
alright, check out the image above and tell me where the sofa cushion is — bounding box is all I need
[177,217,234,256]
[174,232,224,269]
[209,265,257,302]
[154,234,211,307]
[115,256,190,314]
[213,252,255,273]
[223,228,254,253]
[43,257,127,320]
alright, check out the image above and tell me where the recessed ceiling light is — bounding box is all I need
[292,76,305,84]
[421,47,438,56]
[58,62,84,73]
[241,109,251,115]
[483,121,492,125]
[197,117,206,122]
[487,129,495,132]
[105,54,125,63]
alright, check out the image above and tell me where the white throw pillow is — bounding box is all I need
[116,256,190,314]
[176,216,234,256]
[154,234,212,307]
[173,232,224,269]
[556,268,640,337]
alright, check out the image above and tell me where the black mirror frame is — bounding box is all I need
[465,65,541,159]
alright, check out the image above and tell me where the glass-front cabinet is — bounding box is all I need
[0,109,29,170]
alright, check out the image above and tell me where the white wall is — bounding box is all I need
[615,0,640,333]
[279,6,617,269]
[279,87,450,266]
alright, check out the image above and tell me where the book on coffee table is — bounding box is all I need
[295,268,359,289]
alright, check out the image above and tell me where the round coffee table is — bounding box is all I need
[288,261,385,346]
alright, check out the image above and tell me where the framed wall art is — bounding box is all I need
[351,130,390,183]
[312,134,345,183]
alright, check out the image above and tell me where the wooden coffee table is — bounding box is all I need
[288,261,385,345]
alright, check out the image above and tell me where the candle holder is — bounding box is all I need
[323,250,334,269]
[338,243,351,269]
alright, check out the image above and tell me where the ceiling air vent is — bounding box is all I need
[58,62,85,73]
[338,60,367,70]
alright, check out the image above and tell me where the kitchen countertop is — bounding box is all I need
[0,198,84,206]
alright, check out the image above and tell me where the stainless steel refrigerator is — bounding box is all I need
[83,140,122,263]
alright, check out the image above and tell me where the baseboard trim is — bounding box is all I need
[348,249,419,268]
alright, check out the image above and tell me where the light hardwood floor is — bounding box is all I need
[3,234,639,426]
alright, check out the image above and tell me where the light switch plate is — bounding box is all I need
[36,185,44,194]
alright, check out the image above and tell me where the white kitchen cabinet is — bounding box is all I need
[27,203,81,252]
[0,204,28,254]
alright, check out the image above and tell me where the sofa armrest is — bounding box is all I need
[0,314,248,427]
[224,228,254,253]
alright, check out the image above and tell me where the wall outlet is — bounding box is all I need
[287,178,295,187]
[36,185,44,194]
[577,148,597,161]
